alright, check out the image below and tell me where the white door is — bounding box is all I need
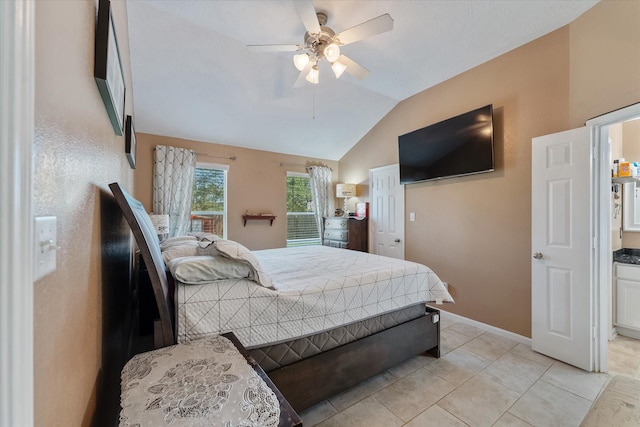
[531,127,593,371]
[370,164,404,259]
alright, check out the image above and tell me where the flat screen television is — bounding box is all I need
[399,104,494,184]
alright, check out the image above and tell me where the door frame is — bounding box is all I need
[587,102,640,373]
[369,164,405,259]
[0,0,35,425]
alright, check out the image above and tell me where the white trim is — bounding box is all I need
[586,102,640,373]
[434,307,532,346]
[286,171,310,178]
[196,161,229,171]
[0,1,35,425]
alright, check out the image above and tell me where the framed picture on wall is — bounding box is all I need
[94,0,126,136]
[125,115,136,169]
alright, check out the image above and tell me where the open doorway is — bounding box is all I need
[605,115,640,379]
[588,102,640,374]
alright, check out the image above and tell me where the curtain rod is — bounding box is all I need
[197,153,236,161]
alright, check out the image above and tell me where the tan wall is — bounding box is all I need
[568,0,640,128]
[133,134,339,250]
[338,0,640,338]
[33,1,135,426]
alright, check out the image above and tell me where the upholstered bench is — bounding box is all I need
[119,333,301,426]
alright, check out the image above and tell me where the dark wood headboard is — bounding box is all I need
[108,182,175,347]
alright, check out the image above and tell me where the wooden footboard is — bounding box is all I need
[266,307,440,411]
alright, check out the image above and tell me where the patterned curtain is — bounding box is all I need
[307,166,335,238]
[153,145,197,237]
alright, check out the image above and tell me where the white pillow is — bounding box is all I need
[161,241,199,264]
[159,235,197,251]
[214,240,274,289]
[167,256,252,284]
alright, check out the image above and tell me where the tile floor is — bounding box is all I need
[608,334,640,380]
[299,317,615,426]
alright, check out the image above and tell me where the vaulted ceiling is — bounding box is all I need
[127,0,598,161]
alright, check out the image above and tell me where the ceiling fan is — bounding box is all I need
[247,0,393,87]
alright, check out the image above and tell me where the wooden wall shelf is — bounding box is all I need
[242,215,276,226]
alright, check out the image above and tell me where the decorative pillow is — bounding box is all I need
[196,240,219,257]
[188,232,222,243]
[159,235,197,251]
[167,256,252,284]
[161,241,199,264]
[214,240,274,289]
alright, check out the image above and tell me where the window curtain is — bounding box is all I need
[307,166,334,238]
[153,145,197,237]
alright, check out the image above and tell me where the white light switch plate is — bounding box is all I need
[409,212,416,221]
[34,216,57,280]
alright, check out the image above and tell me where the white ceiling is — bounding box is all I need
[127,0,598,161]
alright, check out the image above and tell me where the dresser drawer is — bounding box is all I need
[324,218,348,230]
[324,229,348,242]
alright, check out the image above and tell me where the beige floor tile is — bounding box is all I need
[608,336,640,379]
[316,396,403,427]
[508,343,554,368]
[439,315,458,330]
[299,400,338,427]
[461,333,518,361]
[447,322,485,338]
[328,371,397,412]
[373,367,456,422]
[437,375,520,427]
[541,361,608,401]
[404,404,469,427]
[425,348,491,387]
[441,329,476,355]
[492,412,533,426]
[509,380,592,427]
[481,352,548,394]
[387,353,437,379]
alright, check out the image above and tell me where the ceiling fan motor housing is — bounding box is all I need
[304,12,339,60]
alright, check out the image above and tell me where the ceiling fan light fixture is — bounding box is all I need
[323,42,341,63]
[293,53,310,71]
[306,65,319,84]
[331,60,347,78]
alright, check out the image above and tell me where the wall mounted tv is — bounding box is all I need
[399,104,495,184]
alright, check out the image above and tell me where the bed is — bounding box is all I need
[109,182,454,411]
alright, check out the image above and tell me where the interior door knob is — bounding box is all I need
[394,238,401,243]
[533,252,543,259]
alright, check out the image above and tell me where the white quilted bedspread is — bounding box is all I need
[176,245,453,348]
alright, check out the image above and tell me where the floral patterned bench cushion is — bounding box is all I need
[120,335,280,426]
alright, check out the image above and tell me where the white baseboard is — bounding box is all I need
[615,326,640,340]
[430,306,531,346]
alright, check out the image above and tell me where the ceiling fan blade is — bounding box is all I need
[293,62,313,88]
[338,54,370,80]
[294,0,321,34]
[336,13,394,45]
[247,44,302,53]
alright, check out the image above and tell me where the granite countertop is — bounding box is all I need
[613,248,640,265]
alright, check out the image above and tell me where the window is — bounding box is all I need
[190,163,228,238]
[286,172,320,247]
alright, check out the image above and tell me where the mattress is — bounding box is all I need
[249,303,426,372]
[176,245,453,347]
